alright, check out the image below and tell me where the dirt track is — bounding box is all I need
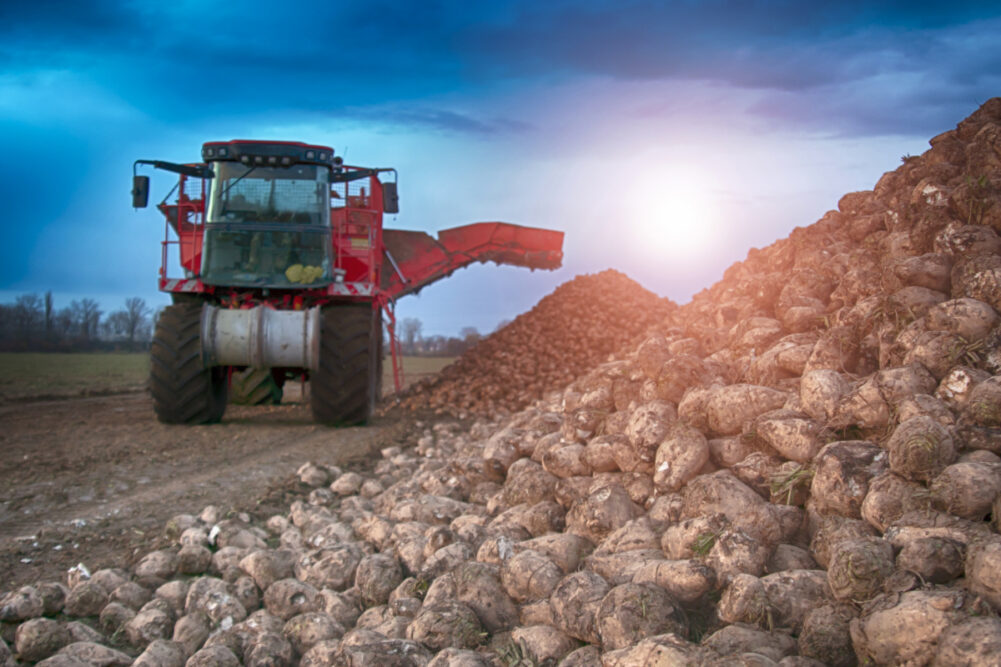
[0,388,412,590]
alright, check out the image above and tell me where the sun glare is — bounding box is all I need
[627,169,719,266]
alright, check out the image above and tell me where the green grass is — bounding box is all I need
[0,352,456,402]
[0,352,150,401]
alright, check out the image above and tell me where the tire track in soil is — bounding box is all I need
[0,390,405,590]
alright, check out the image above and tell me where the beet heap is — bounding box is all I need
[3,99,1001,666]
[392,269,676,417]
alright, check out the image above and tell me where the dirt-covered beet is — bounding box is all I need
[850,589,968,665]
[548,571,610,644]
[595,583,688,651]
[406,601,485,651]
[885,415,957,482]
[798,603,857,667]
[827,537,895,602]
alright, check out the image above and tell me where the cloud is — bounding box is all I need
[456,1,1001,84]
[2,1,998,139]
[453,3,1001,136]
[336,106,532,135]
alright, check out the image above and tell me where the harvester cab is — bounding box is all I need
[133,139,563,425]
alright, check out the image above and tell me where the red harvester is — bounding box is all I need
[132,139,563,424]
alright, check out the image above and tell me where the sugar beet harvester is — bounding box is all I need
[132,140,563,425]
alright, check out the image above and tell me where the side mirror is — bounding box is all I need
[382,181,399,214]
[132,175,150,208]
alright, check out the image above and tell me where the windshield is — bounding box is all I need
[207,162,329,225]
[200,161,333,288]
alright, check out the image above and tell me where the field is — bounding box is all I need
[0,351,455,588]
[384,355,455,392]
[0,352,454,403]
[0,352,149,402]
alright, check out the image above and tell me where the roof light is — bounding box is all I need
[281,156,292,166]
[305,150,315,159]
[254,155,265,164]
[318,152,327,161]
[204,147,215,157]
[218,147,227,157]
[240,155,250,163]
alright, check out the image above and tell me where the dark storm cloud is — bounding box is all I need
[0,1,500,131]
[460,0,1000,77]
[455,1,1001,135]
[0,1,135,42]
[353,108,532,135]
[1,1,998,137]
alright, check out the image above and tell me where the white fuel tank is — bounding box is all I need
[201,305,321,370]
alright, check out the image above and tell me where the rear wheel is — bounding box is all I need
[229,367,283,405]
[150,303,227,424]
[311,304,380,425]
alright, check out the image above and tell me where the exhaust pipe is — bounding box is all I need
[201,305,321,370]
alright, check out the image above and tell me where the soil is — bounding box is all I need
[0,384,418,591]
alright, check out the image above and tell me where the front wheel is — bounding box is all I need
[311,304,380,425]
[150,303,227,424]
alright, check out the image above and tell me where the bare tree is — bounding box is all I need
[71,298,102,341]
[423,334,445,355]
[0,304,12,340]
[401,317,422,354]
[459,326,481,345]
[13,294,43,342]
[44,291,53,340]
[104,310,130,337]
[104,298,152,348]
[54,306,76,339]
[123,297,151,347]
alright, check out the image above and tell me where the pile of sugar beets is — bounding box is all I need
[3,99,1001,666]
[391,269,677,419]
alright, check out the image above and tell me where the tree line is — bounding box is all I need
[0,292,156,352]
[396,317,510,356]
[1,293,506,356]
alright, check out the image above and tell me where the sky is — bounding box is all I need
[1,1,1000,336]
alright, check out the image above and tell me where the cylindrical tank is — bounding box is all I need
[201,305,321,370]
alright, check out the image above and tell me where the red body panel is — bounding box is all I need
[157,174,206,277]
[157,172,563,304]
[150,146,564,388]
[380,223,564,299]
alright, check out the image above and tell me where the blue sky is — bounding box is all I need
[2,1,1000,336]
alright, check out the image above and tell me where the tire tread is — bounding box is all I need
[150,303,227,424]
[311,304,378,425]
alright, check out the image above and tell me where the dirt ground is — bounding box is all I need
[0,385,421,591]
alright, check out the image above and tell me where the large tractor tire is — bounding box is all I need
[311,304,380,425]
[229,368,283,405]
[150,303,228,424]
